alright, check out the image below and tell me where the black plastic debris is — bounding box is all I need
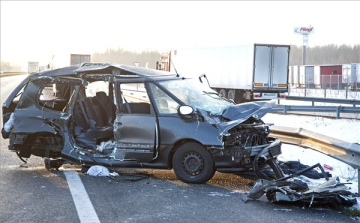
[246,177,357,207]
[279,161,332,179]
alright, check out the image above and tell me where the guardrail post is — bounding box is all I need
[336,106,340,119]
[346,86,348,99]
[284,105,288,115]
[358,169,360,194]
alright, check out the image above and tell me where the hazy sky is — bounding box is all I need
[1,1,359,68]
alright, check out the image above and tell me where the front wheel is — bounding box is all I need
[172,143,215,184]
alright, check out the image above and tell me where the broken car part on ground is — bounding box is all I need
[2,63,283,183]
[246,162,358,207]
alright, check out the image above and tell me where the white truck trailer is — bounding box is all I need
[169,44,290,103]
[70,54,91,65]
[28,62,39,73]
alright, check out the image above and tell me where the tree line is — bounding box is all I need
[0,61,23,73]
[289,44,360,65]
[91,44,360,68]
[1,44,359,72]
[91,48,161,69]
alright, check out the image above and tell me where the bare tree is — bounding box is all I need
[289,44,360,65]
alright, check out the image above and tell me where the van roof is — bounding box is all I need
[37,63,177,78]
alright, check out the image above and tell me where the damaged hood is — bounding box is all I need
[222,101,275,121]
[199,101,275,135]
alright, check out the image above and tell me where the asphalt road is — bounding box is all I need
[0,74,356,223]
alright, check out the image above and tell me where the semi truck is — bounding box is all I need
[70,54,91,65]
[163,44,290,103]
[28,62,39,73]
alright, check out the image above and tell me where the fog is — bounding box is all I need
[1,1,360,71]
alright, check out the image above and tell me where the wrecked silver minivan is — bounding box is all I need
[2,63,283,183]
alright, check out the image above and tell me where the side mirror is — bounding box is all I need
[178,105,194,116]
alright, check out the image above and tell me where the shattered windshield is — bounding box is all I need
[158,78,233,115]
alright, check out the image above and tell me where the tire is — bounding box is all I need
[219,89,226,98]
[228,89,235,101]
[172,143,215,184]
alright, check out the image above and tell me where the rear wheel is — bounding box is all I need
[228,89,235,101]
[172,143,215,184]
[219,89,227,98]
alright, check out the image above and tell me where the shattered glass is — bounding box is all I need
[158,79,232,115]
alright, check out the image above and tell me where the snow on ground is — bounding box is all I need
[263,113,360,143]
[262,113,360,210]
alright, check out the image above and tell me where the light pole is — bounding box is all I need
[294,26,314,97]
[294,26,314,65]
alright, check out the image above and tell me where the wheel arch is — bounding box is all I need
[13,132,65,158]
[167,138,207,169]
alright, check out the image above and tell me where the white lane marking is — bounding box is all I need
[64,171,101,223]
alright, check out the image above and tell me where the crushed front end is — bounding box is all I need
[207,102,283,179]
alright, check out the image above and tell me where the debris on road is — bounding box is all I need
[279,161,331,179]
[246,174,357,207]
[86,165,118,177]
[273,208,292,212]
[245,159,358,210]
[324,164,334,171]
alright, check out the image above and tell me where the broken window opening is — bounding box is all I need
[85,81,109,97]
[38,84,74,112]
[149,83,179,114]
[73,80,115,150]
[13,84,27,102]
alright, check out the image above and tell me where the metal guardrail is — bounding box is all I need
[0,72,27,77]
[285,96,360,107]
[272,96,360,118]
[272,105,360,119]
[269,125,360,193]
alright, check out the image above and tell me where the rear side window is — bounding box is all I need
[13,85,26,102]
[38,84,74,112]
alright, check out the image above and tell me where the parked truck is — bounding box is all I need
[165,44,290,103]
[27,62,39,74]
